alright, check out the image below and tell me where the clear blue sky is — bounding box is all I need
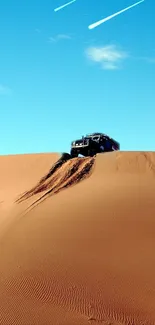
[0,0,154,154]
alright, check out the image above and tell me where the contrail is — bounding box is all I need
[54,0,76,12]
[88,0,144,30]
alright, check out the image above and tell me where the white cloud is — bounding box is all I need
[0,84,12,95]
[48,34,72,43]
[57,34,72,40]
[85,44,128,70]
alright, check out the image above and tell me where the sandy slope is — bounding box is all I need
[0,152,59,204]
[0,151,155,324]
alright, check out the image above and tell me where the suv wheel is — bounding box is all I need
[70,148,78,158]
[88,148,96,157]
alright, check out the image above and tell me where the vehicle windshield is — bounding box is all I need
[92,136,100,141]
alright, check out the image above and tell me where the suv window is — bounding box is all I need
[92,136,100,142]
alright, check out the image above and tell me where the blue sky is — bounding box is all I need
[0,0,154,155]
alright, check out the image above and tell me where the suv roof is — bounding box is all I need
[86,132,109,138]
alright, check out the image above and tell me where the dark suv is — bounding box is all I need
[70,132,120,157]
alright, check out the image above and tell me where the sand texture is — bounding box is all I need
[0,151,155,325]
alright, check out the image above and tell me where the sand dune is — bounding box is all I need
[0,151,155,324]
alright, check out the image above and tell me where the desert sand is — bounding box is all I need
[0,151,155,324]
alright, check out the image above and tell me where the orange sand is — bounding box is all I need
[0,151,155,324]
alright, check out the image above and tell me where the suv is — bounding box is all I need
[70,132,120,157]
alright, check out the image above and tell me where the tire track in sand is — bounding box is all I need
[15,155,95,215]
